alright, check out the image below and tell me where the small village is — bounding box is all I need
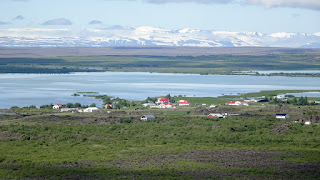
[48,94,320,126]
[1,91,320,179]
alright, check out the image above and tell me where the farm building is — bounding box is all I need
[142,103,156,107]
[105,104,113,109]
[179,101,191,106]
[208,113,225,118]
[225,101,248,106]
[275,95,286,99]
[149,103,173,109]
[60,108,76,112]
[83,107,99,112]
[141,114,156,121]
[275,114,290,119]
[53,104,62,109]
[156,98,169,105]
[305,121,311,125]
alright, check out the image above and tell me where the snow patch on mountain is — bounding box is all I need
[0,27,319,48]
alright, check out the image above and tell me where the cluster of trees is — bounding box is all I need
[95,95,137,109]
[270,96,312,106]
[39,103,97,109]
[145,94,176,103]
[11,105,37,109]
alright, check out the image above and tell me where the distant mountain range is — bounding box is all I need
[0,26,319,48]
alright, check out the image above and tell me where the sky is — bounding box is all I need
[0,0,319,33]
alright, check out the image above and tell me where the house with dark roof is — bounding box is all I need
[141,114,156,121]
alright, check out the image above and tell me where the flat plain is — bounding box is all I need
[1,47,320,75]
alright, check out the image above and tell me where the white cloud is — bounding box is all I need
[0,21,10,25]
[13,15,24,20]
[146,0,234,3]
[89,20,103,25]
[247,0,320,10]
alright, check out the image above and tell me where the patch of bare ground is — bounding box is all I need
[54,160,97,169]
[208,106,238,114]
[109,149,320,179]
[0,130,24,141]
[0,114,23,121]
[272,124,291,134]
[21,114,144,125]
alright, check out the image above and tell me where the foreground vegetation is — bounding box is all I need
[1,52,320,76]
[1,92,320,179]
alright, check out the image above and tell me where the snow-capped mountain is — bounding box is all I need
[0,26,319,48]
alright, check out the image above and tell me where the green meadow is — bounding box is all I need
[1,52,320,75]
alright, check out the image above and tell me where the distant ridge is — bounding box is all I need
[1,47,320,58]
[0,27,320,48]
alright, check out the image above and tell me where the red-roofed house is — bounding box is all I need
[105,104,113,109]
[53,104,62,109]
[225,101,249,106]
[156,98,170,105]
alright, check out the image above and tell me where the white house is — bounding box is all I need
[149,103,173,109]
[209,104,217,108]
[105,104,113,109]
[208,113,225,118]
[53,104,62,109]
[141,114,156,121]
[305,121,311,125]
[149,104,160,108]
[275,114,290,119]
[61,108,76,112]
[142,103,156,107]
[179,102,191,106]
[156,98,169,105]
[225,101,248,106]
[83,107,99,112]
[275,95,286,99]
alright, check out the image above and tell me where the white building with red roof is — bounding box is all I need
[156,98,170,105]
[225,100,249,106]
[53,104,62,109]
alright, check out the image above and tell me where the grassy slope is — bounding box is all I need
[0,106,320,179]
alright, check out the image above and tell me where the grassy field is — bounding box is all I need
[1,100,320,179]
[1,52,320,75]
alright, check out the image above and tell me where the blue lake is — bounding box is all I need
[1,72,320,108]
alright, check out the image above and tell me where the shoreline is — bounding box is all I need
[1,70,320,77]
[1,89,320,110]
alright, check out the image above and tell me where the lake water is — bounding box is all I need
[1,72,320,109]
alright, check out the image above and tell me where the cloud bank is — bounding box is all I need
[146,0,233,3]
[247,0,320,11]
[139,0,320,10]
[0,21,10,25]
[9,0,320,10]
[42,18,72,26]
